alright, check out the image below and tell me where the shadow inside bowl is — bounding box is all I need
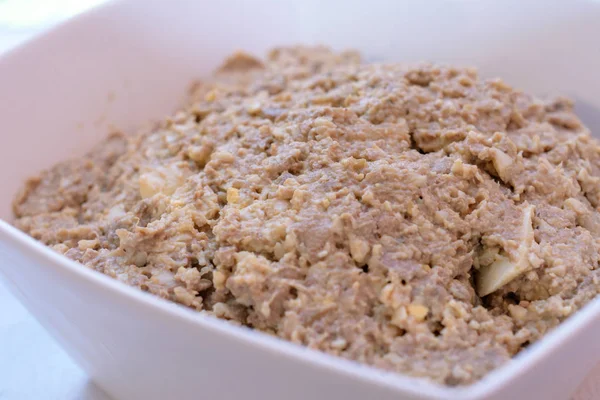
[575,99,600,139]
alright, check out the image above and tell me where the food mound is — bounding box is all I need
[13,47,600,385]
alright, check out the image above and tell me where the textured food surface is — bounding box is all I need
[13,47,600,385]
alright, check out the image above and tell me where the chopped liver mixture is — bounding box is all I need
[13,47,600,385]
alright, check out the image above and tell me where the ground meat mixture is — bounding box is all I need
[13,46,600,385]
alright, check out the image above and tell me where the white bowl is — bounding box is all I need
[1,1,600,399]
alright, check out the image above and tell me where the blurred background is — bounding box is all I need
[0,0,106,51]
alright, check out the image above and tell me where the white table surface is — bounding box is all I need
[0,9,599,400]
